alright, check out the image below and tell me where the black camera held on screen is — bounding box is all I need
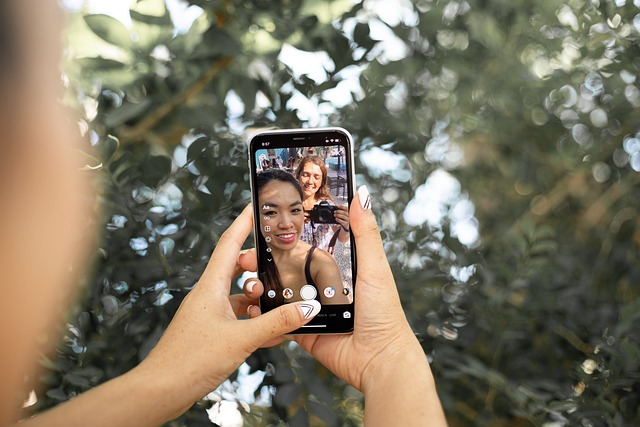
[307,201,339,224]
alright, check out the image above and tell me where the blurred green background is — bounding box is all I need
[29,0,640,425]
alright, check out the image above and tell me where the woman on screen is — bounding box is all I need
[256,169,351,309]
[295,156,350,250]
[294,155,353,291]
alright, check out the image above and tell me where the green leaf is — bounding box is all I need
[353,22,374,49]
[186,136,210,164]
[511,232,528,256]
[272,365,294,383]
[200,27,241,56]
[615,299,640,336]
[130,10,172,27]
[100,135,120,163]
[528,239,558,256]
[300,15,319,31]
[273,382,299,406]
[466,12,505,52]
[620,338,640,373]
[84,14,133,48]
[141,155,172,187]
[171,13,211,54]
[65,372,91,388]
[75,57,127,71]
[108,150,132,176]
[46,388,68,401]
[104,99,152,129]
[308,401,338,426]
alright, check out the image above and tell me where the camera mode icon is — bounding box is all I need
[300,285,317,301]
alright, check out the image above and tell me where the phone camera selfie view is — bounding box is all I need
[250,129,355,333]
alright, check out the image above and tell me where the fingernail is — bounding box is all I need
[247,305,254,316]
[297,300,321,319]
[245,280,256,293]
[358,185,372,210]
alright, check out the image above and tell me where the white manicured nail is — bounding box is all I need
[244,279,256,293]
[297,300,321,319]
[358,185,371,210]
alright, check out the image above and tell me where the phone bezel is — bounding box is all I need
[247,127,356,334]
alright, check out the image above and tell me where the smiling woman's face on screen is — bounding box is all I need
[299,161,323,199]
[258,180,305,252]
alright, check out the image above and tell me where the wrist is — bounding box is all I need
[361,339,446,427]
[130,361,198,423]
[360,334,435,395]
[32,363,200,427]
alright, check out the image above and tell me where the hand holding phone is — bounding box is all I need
[242,188,448,426]
[248,128,357,334]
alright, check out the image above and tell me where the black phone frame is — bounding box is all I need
[248,128,356,334]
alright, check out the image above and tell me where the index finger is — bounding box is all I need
[200,204,254,293]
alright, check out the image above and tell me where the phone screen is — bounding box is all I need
[248,128,356,334]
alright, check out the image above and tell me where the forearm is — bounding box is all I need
[362,340,447,427]
[20,365,195,427]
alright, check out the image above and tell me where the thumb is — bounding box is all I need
[350,186,392,278]
[245,300,321,345]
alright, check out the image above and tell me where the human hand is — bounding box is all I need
[294,187,421,392]
[334,204,350,233]
[246,187,422,391]
[136,205,321,416]
[303,209,312,223]
[238,190,446,425]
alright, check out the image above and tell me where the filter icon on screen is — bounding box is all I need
[323,287,335,298]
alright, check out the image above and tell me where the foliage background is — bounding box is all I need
[26,0,640,425]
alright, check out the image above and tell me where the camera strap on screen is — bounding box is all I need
[327,228,341,255]
[309,220,317,246]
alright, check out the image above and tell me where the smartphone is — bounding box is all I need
[248,127,356,334]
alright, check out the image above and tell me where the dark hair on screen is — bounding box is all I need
[255,169,304,310]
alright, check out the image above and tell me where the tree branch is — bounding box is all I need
[117,56,232,144]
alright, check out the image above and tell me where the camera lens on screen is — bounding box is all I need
[309,201,338,224]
